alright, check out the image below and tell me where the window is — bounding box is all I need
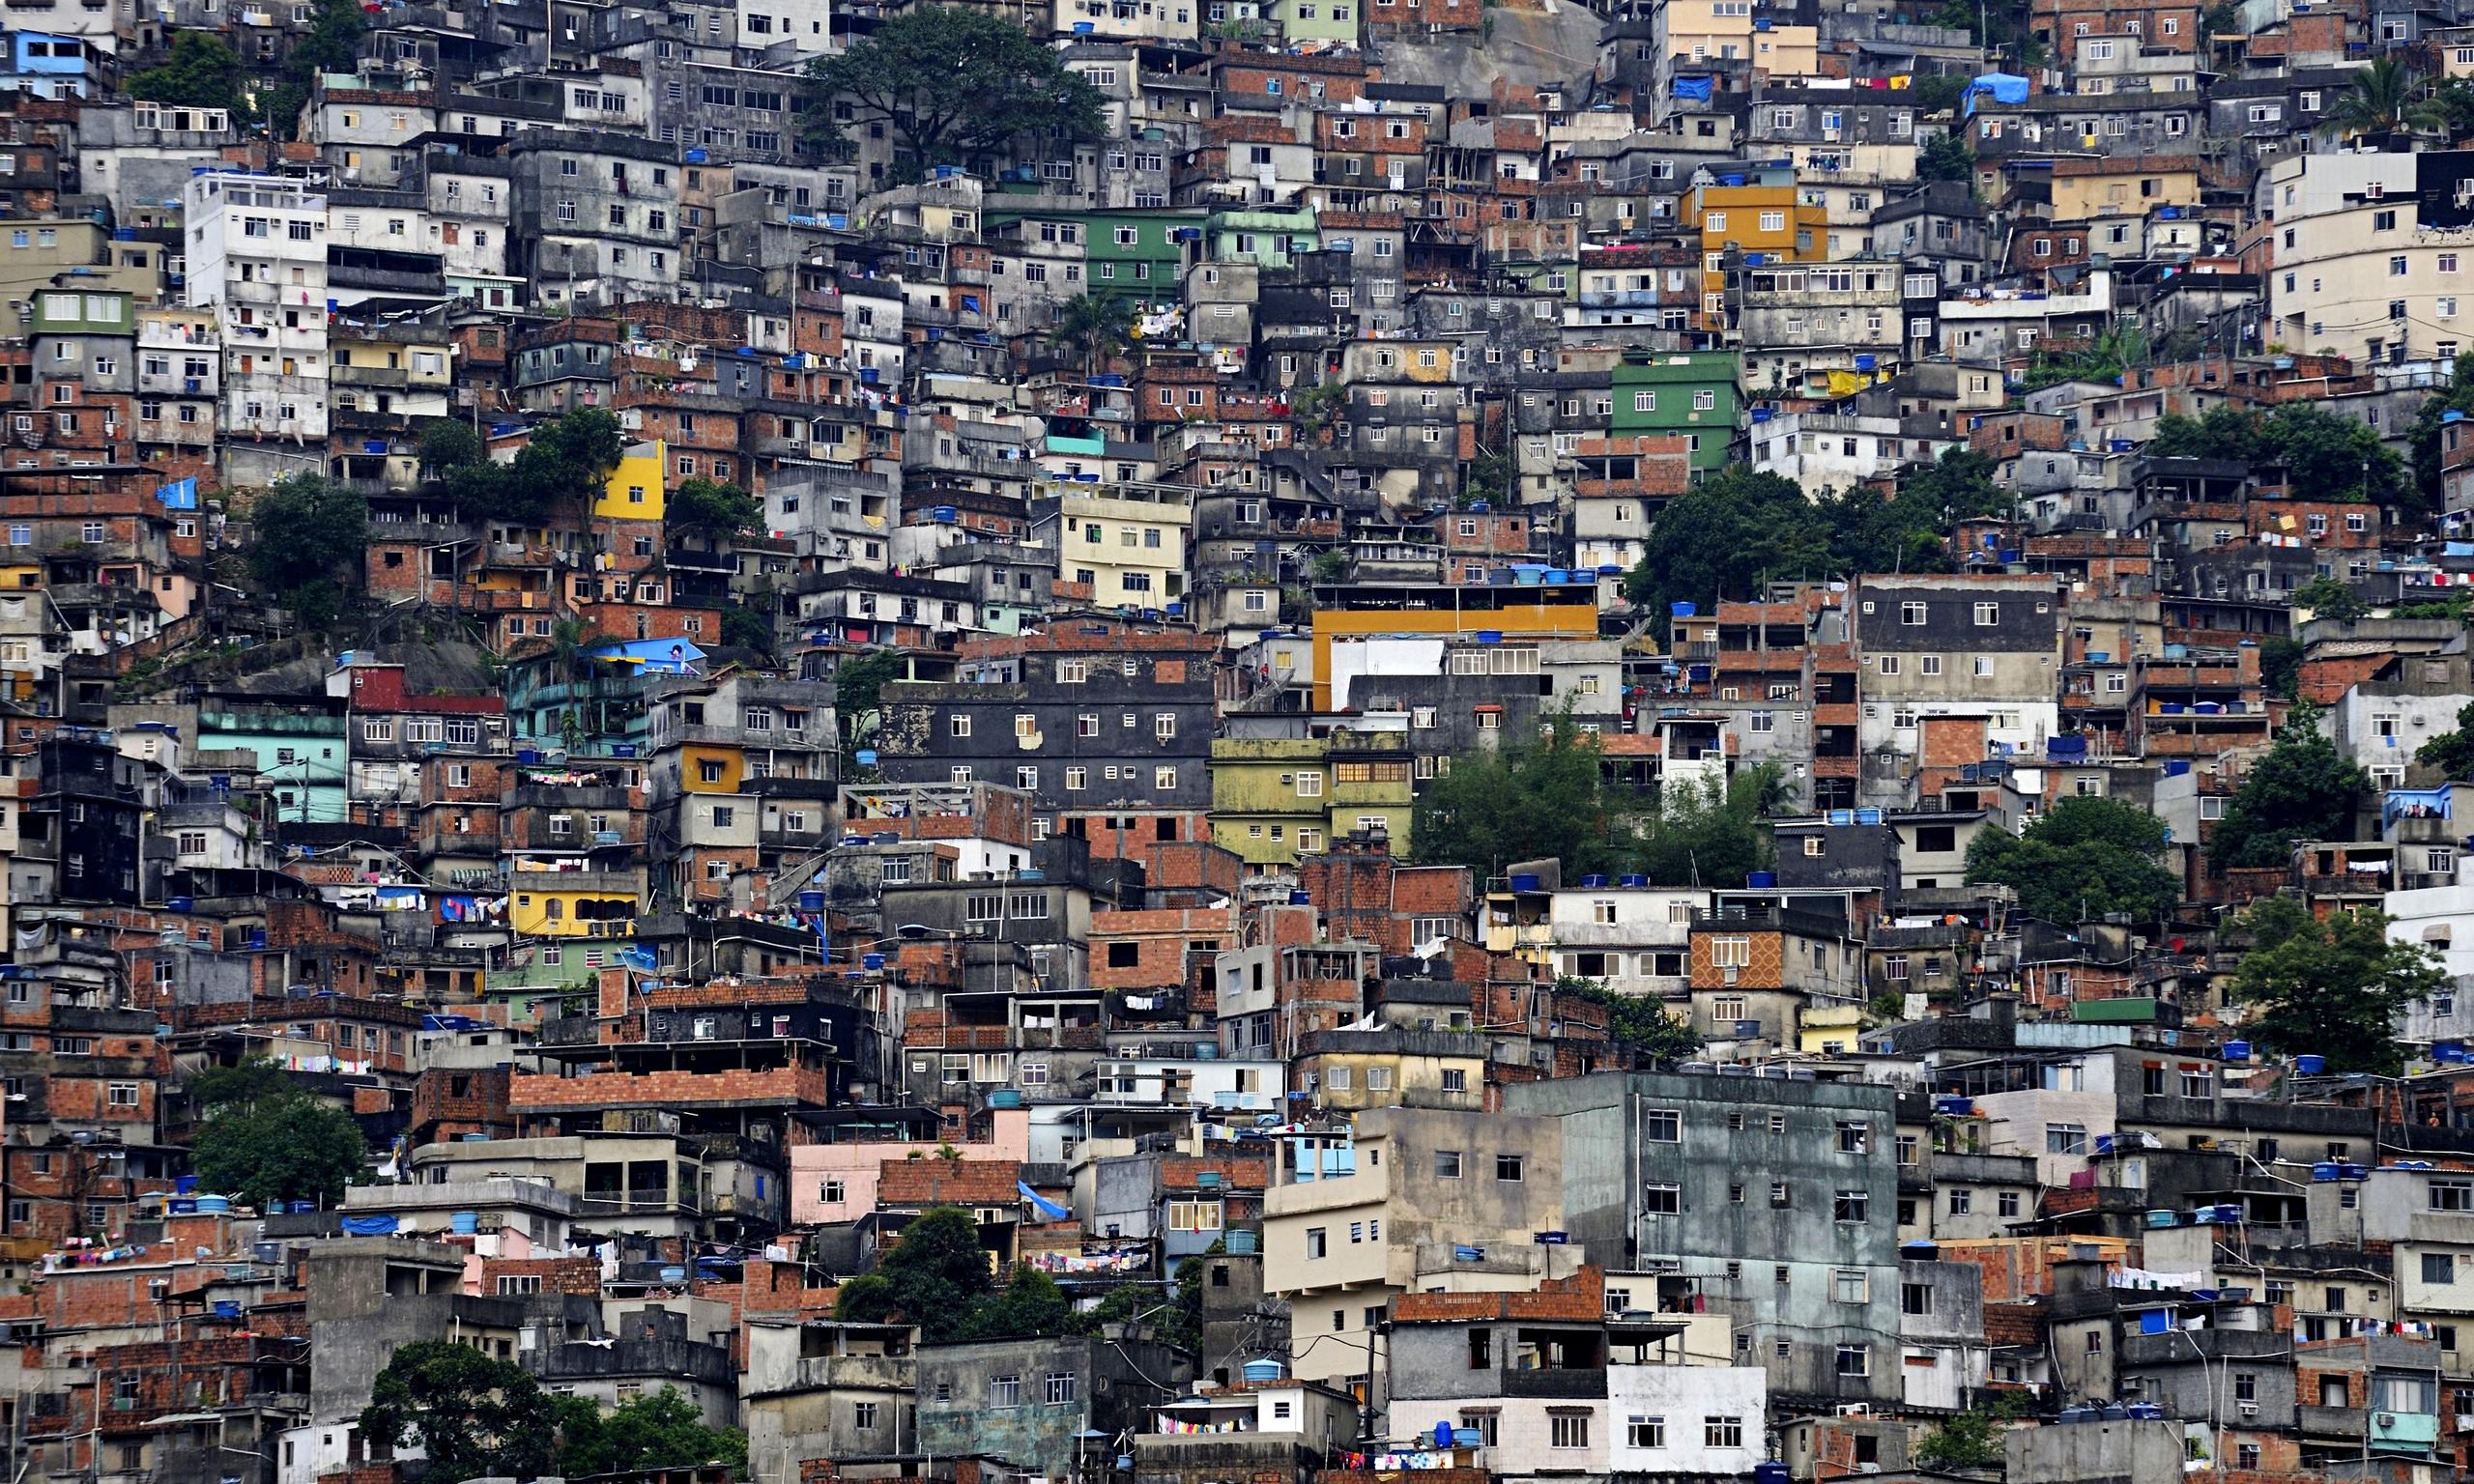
[2048,1123,2089,1155]
[992,1377,1021,1408]
[1307,1227,1328,1258]
[1046,1373,1077,1406]
[1435,1150,1463,1178]
[1646,1108,1681,1142]
[1706,1416,1743,1448]
[1836,1121,1869,1155]
[1834,1344,1871,1377]
[1834,1189,1870,1223]
[1834,1270,1868,1303]
[1549,1414,1590,1449]
[1643,1183,1682,1213]
[1497,1155,1524,1182]
[1627,1416,1666,1449]
[2426,1252,2456,1285]
[2433,1180,2474,1212]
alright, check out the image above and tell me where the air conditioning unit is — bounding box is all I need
[2239,1404,2259,1418]
[1836,1403,1871,1416]
[2377,1413,2399,1429]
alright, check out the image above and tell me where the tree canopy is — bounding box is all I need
[2146,404,2406,506]
[363,1347,746,1480]
[417,417,485,480]
[361,1342,568,1483]
[1623,469,1834,637]
[834,1206,997,1341]
[1555,976,1703,1062]
[245,474,368,627]
[2207,704,2367,871]
[1630,766,1782,890]
[668,477,762,546]
[832,649,904,744]
[449,406,626,527]
[1410,709,1628,878]
[560,1388,747,1477]
[2230,898,2443,1075]
[835,1207,1111,1343]
[1964,795,2180,926]
[190,1071,367,1210]
[2420,700,2474,780]
[2316,58,2439,142]
[129,31,247,113]
[1917,130,1975,185]
[802,9,1106,179]
[1625,459,2008,640]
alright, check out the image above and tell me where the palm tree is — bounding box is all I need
[2317,58,2439,144]
[1047,294,1133,384]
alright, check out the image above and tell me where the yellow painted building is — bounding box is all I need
[1661,0,1818,74]
[1685,184,1828,330]
[676,742,743,794]
[594,439,669,521]
[1308,591,1599,713]
[507,868,642,937]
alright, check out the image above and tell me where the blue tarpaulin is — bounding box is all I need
[1672,75,1714,101]
[1964,71,2029,115]
[1020,1183,1070,1220]
[341,1214,399,1236]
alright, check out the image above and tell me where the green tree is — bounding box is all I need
[452,406,626,527]
[1629,765,1780,889]
[668,477,762,546]
[1410,709,1630,878]
[1965,795,2180,926]
[832,648,904,744]
[961,1266,1079,1340]
[2260,636,2304,701]
[191,1086,366,1210]
[2291,575,2369,621]
[417,417,485,480]
[802,8,1105,178]
[2148,404,2405,506]
[1915,1408,2007,1470]
[2230,898,2443,1074]
[258,0,366,137]
[2419,700,2474,779]
[1083,1245,1210,1352]
[2016,322,2149,394]
[187,1056,294,1112]
[1910,73,1971,116]
[834,1207,994,1342]
[360,1342,572,1482]
[245,473,368,626]
[1554,976,1703,1061]
[129,30,246,112]
[2208,703,2367,871]
[558,1387,747,1478]
[1816,449,2008,575]
[1623,468,1831,639]
[2316,57,2438,143]
[720,605,776,658]
[1917,130,1975,185]
[1048,294,1135,382]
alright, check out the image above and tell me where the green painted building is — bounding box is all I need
[983,202,1201,304]
[1202,207,1318,271]
[198,702,349,824]
[1208,731,1414,869]
[1608,349,1740,478]
[1268,0,1360,47]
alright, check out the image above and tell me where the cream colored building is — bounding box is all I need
[2261,153,2461,365]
